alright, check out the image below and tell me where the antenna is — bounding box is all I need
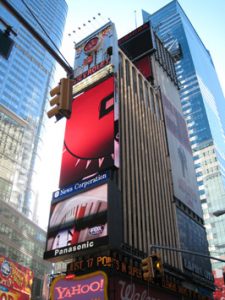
[134,10,137,28]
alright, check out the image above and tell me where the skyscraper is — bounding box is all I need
[0,0,67,298]
[0,0,67,218]
[143,0,225,289]
[44,21,214,299]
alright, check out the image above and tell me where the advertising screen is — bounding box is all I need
[74,22,118,85]
[162,93,203,217]
[50,271,108,300]
[44,184,108,261]
[59,76,117,188]
[110,277,180,300]
[0,256,33,299]
[118,22,156,62]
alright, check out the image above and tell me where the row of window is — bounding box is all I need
[154,34,178,85]
[119,52,162,120]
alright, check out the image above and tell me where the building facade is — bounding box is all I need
[0,0,67,218]
[44,22,214,299]
[0,0,67,298]
[0,200,52,298]
[143,0,225,291]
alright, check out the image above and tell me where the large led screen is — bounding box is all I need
[59,76,117,188]
[44,184,108,261]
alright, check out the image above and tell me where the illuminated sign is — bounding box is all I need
[111,277,180,300]
[73,58,110,84]
[52,172,109,204]
[59,76,117,188]
[50,271,108,300]
[0,288,29,300]
[118,22,156,62]
[44,184,108,261]
[67,256,142,280]
[0,256,33,299]
[74,22,118,85]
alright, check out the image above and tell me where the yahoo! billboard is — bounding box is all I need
[50,271,108,300]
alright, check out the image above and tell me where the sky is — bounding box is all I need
[61,0,225,93]
[37,0,225,229]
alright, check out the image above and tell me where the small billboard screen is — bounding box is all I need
[0,256,33,299]
[74,22,118,84]
[59,76,118,188]
[50,271,108,300]
[118,22,155,61]
[44,184,108,261]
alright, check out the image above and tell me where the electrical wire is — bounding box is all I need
[20,0,72,70]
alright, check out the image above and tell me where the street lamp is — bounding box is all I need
[213,210,225,217]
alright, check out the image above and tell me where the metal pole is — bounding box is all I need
[150,244,225,263]
[0,0,73,76]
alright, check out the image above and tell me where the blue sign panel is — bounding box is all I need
[52,172,109,204]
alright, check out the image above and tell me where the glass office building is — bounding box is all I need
[0,0,67,297]
[143,0,225,274]
[0,0,67,218]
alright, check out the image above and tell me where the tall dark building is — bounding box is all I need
[143,0,225,295]
[44,21,214,299]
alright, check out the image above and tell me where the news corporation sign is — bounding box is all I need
[52,172,109,204]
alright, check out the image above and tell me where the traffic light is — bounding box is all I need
[47,78,72,121]
[141,256,154,281]
[151,253,164,281]
[0,29,14,59]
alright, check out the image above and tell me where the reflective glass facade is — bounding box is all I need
[0,199,52,298]
[143,0,225,273]
[0,0,67,218]
[0,0,67,298]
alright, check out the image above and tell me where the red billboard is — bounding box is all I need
[213,269,225,300]
[0,256,33,299]
[49,271,108,300]
[59,76,117,188]
[44,183,108,261]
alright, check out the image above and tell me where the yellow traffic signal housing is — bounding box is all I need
[151,253,164,281]
[47,78,72,121]
[141,256,154,281]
